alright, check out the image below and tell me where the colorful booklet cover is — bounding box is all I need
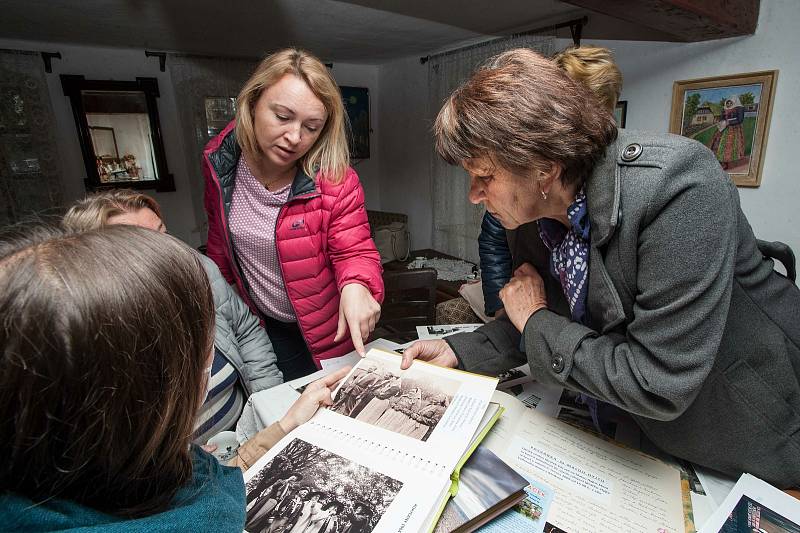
[242,349,499,533]
[477,474,555,533]
[433,446,528,533]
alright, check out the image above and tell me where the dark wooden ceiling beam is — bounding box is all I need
[560,0,760,41]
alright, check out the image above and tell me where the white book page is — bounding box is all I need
[242,422,450,533]
[694,464,738,508]
[483,391,684,533]
[327,349,498,473]
[320,338,402,371]
[698,473,800,532]
[690,492,717,531]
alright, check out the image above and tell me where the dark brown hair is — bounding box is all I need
[434,48,618,186]
[0,225,214,517]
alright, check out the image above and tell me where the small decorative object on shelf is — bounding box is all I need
[60,75,175,192]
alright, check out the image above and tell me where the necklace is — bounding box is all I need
[256,167,294,191]
[261,175,291,190]
[246,154,294,190]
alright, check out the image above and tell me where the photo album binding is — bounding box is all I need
[242,349,499,533]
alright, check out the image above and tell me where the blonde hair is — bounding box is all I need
[235,48,349,183]
[62,189,162,232]
[553,46,623,112]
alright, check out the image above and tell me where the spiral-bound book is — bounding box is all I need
[242,349,499,533]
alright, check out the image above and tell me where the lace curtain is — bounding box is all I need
[168,54,258,239]
[428,35,554,263]
[0,49,63,225]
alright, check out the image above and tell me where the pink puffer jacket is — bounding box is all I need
[202,121,383,366]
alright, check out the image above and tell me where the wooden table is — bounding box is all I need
[383,248,477,303]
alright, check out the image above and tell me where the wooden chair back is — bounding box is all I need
[377,268,437,335]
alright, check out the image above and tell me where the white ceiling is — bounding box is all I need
[0,0,675,63]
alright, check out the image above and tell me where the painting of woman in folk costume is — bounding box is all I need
[710,95,748,171]
[671,72,777,186]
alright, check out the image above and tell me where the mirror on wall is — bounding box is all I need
[61,75,175,192]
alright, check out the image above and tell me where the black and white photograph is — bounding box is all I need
[496,367,532,391]
[556,389,600,433]
[719,495,800,533]
[330,360,460,441]
[245,438,403,533]
[416,324,481,340]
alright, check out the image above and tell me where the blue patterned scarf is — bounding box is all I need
[537,191,612,435]
[537,189,590,325]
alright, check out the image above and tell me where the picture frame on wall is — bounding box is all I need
[340,86,370,159]
[614,100,627,128]
[669,70,778,187]
[61,75,175,192]
[205,97,236,137]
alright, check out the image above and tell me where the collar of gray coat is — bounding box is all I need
[585,130,624,248]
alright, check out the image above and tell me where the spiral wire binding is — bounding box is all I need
[308,421,448,476]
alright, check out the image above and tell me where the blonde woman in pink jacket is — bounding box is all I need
[203,48,383,379]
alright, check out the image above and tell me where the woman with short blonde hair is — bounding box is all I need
[477,45,623,319]
[553,46,623,111]
[203,48,383,380]
[63,189,163,232]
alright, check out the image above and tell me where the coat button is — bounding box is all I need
[551,355,565,373]
[621,143,643,162]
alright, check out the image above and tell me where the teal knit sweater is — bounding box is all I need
[1,446,245,532]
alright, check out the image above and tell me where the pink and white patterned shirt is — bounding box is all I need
[228,158,296,322]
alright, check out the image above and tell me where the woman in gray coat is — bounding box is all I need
[63,190,283,444]
[402,49,800,488]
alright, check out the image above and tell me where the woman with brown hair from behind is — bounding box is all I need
[63,189,284,447]
[0,225,347,531]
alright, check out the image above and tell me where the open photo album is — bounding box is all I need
[242,349,499,533]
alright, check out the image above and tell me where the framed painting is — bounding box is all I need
[340,86,370,159]
[669,70,778,187]
[614,100,627,128]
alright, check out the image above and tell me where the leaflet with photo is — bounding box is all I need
[477,473,555,533]
[482,390,685,533]
[432,445,528,533]
[698,473,800,533]
[242,349,498,533]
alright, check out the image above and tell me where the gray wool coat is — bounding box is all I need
[198,254,283,395]
[446,130,800,488]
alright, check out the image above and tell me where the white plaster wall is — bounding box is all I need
[374,0,800,258]
[331,62,381,210]
[553,0,800,256]
[0,38,382,247]
[87,113,157,180]
[377,55,433,249]
[0,39,200,243]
